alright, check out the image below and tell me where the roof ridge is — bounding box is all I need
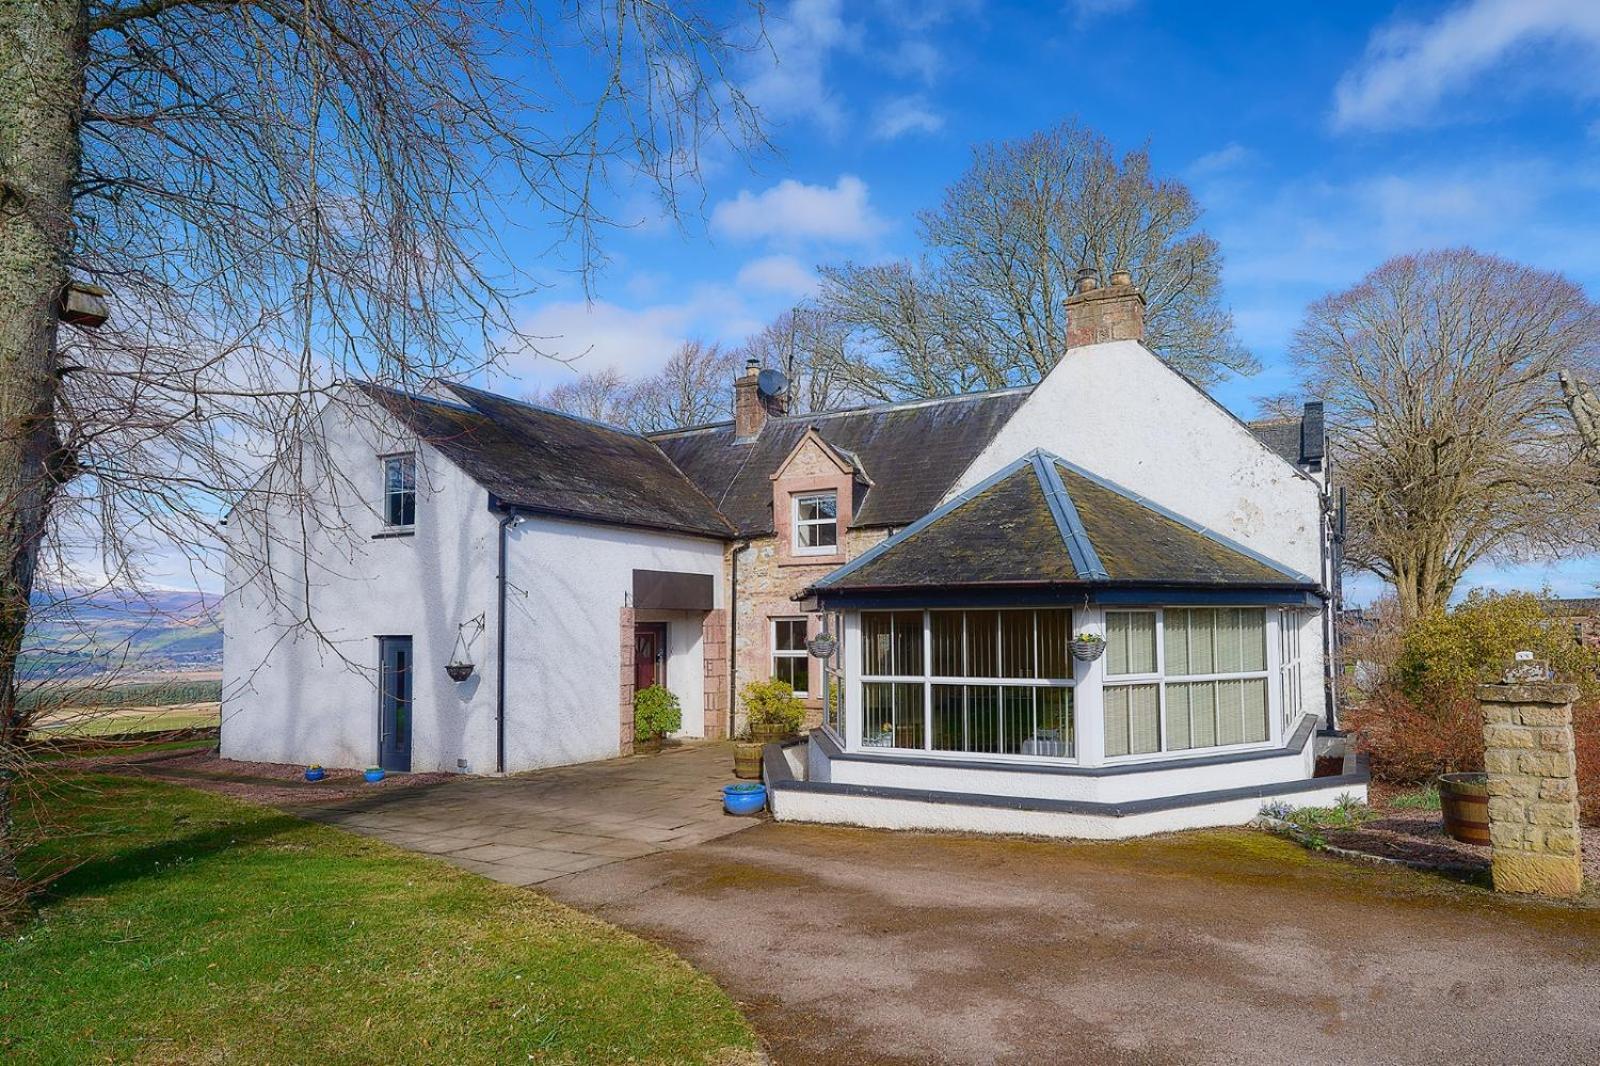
[645,385,1037,441]
[1031,451,1108,581]
[448,381,643,438]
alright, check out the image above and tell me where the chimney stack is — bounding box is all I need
[1065,267,1145,348]
[734,356,785,439]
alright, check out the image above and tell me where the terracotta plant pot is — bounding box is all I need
[733,741,763,780]
[1438,772,1490,846]
[749,722,793,745]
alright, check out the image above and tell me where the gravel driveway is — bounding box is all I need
[543,820,1600,1065]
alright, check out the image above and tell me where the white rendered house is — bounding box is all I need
[221,271,1361,836]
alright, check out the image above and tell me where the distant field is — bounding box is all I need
[26,678,223,737]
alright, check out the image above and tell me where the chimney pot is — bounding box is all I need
[744,356,760,374]
[1109,268,1132,287]
[1075,267,1099,293]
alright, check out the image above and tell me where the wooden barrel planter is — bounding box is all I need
[1438,772,1491,846]
[749,723,794,745]
[733,741,763,780]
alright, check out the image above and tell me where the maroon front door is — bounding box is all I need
[634,624,667,691]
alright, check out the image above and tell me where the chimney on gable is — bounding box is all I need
[734,356,785,438]
[1065,267,1145,348]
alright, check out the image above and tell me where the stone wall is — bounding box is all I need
[618,606,636,756]
[702,608,729,739]
[1479,682,1583,898]
[730,526,887,733]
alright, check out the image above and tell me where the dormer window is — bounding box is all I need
[793,491,838,555]
[383,453,416,528]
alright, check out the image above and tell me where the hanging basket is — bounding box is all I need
[446,661,475,682]
[1070,637,1106,662]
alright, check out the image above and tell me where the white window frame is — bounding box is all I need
[1101,606,1279,763]
[1278,607,1306,730]
[791,491,839,556]
[772,617,811,698]
[856,607,1078,765]
[381,452,417,529]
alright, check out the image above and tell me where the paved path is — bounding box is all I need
[301,741,756,885]
[543,820,1600,1066]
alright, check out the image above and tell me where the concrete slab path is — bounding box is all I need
[300,741,756,885]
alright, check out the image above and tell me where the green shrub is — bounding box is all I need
[741,678,804,733]
[1348,590,1600,785]
[633,685,681,742]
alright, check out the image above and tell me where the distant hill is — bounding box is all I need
[20,589,222,680]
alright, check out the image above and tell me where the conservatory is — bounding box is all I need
[765,451,1367,839]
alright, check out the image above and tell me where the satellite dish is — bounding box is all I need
[756,368,789,398]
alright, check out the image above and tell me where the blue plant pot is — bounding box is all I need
[304,768,326,782]
[364,768,386,783]
[722,782,766,816]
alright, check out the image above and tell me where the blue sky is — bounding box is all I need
[486,0,1600,606]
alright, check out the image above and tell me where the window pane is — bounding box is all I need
[1222,675,1248,742]
[1164,609,1190,676]
[1239,610,1266,671]
[1188,609,1216,675]
[894,682,925,749]
[890,612,923,676]
[1242,678,1268,742]
[1190,681,1217,748]
[799,522,837,548]
[774,655,808,694]
[776,619,806,651]
[863,612,892,676]
[798,493,836,520]
[1038,608,1072,680]
[1105,686,1130,757]
[931,612,962,676]
[1215,609,1243,674]
[1107,612,1156,675]
[1127,684,1160,754]
[1000,686,1033,754]
[1035,688,1073,757]
[1000,612,1035,679]
[863,682,894,746]
[966,685,1000,753]
[1165,682,1192,751]
[932,684,964,751]
[965,611,998,678]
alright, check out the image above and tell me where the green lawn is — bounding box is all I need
[0,775,758,1065]
[32,706,220,738]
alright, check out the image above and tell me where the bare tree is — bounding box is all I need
[1293,249,1600,622]
[818,119,1253,399]
[0,0,763,924]
[631,339,737,431]
[733,304,866,413]
[533,368,636,426]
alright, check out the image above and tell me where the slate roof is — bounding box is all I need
[649,388,1033,535]
[356,382,734,539]
[810,451,1318,596]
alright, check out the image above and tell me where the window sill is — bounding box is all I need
[778,553,845,568]
[372,528,416,540]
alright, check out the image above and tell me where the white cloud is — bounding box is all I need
[743,0,858,133]
[872,95,945,140]
[885,39,943,83]
[736,255,819,297]
[1188,142,1256,177]
[1333,0,1600,131]
[711,175,887,244]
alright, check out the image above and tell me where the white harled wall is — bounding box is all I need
[952,339,1325,579]
[221,394,502,774]
[504,515,725,769]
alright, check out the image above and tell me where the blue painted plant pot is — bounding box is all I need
[304,768,326,782]
[364,768,386,783]
[722,782,766,815]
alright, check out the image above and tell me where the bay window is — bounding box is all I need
[860,609,1074,758]
[1104,607,1271,757]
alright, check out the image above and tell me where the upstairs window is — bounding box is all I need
[793,491,838,555]
[383,454,416,528]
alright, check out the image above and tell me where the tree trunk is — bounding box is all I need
[0,0,85,927]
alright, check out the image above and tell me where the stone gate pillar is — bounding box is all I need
[1478,683,1583,899]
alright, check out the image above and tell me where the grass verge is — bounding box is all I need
[0,774,757,1065]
